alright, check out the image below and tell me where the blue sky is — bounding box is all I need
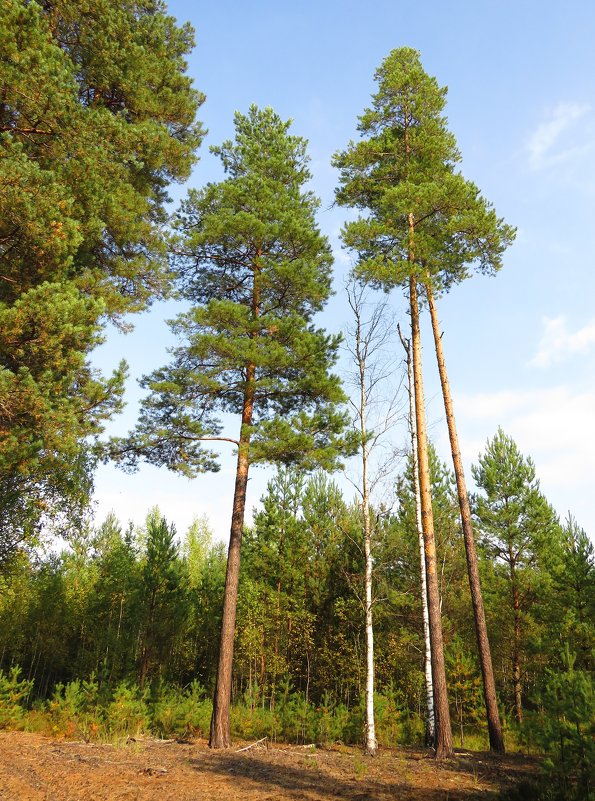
[92,0,595,540]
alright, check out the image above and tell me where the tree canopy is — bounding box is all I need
[0,0,204,559]
[333,47,515,295]
[115,105,353,476]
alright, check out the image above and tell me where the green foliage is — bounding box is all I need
[0,668,33,730]
[182,516,213,591]
[237,469,365,707]
[553,516,595,671]
[113,105,354,477]
[230,687,418,747]
[151,681,211,739]
[0,0,203,559]
[105,683,150,739]
[183,541,227,689]
[473,429,561,564]
[5,674,209,743]
[47,675,102,740]
[0,281,126,566]
[333,47,515,296]
[446,636,484,747]
[0,669,429,748]
[390,446,471,687]
[137,509,190,685]
[505,649,595,801]
[473,429,563,718]
[534,648,594,800]
[1,0,203,314]
[85,516,141,685]
[0,463,588,756]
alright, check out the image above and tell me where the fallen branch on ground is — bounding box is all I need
[236,737,268,752]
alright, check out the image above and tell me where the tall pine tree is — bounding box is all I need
[114,106,353,747]
[334,47,456,757]
[0,0,203,559]
[334,47,514,756]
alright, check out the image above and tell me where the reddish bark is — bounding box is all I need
[410,275,453,759]
[426,284,505,753]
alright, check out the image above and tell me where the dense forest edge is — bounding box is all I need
[1,459,593,799]
[0,2,593,801]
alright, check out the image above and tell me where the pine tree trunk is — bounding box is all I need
[209,418,252,748]
[425,284,505,753]
[509,554,523,724]
[409,275,453,759]
[210,265,260,749]
[401,330,435,747]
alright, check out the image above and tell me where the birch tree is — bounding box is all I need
[345,282,401,755]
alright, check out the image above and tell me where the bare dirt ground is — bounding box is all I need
[0,731,539,801]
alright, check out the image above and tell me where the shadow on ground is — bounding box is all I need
[189,747,521,801]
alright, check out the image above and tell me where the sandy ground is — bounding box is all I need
[0,731,539,801]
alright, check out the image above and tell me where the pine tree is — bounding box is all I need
[137,510,188,687]
[555,515,595,670]
[472,429,561,723]
[240,468,308,705]
[114,106,353,747]
[334,47,514,755]
[334,46,456,757]
[425,289,507,751]
[90,514,140,683]
[0,0,204,558]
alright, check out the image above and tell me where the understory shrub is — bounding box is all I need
[0,673,478,750]
[47,675,102,740]
[105,682,149,739]
[230,686,424,747]
[151,680,211,739]
[509,647,594,801]
[0,668,33,730]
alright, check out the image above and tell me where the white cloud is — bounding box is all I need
[451,383,595,536]
[527,102,591,170]
[529,315,595,368]
[92,459,267,545]
[456,389,533,419]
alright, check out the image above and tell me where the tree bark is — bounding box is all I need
[509,552,523,724]
[209,264,260,749]
[409,274,453,759]
[425,284,505,753]
[208,386,253,748]
[359,342,378,756]
[400,329,435,748]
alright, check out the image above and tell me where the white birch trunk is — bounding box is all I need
[401,328,435,746]
[358,314,378,756]
[346,283,401,756]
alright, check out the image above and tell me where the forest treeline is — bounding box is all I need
[0,2,594,798]
[1,449,592,744]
